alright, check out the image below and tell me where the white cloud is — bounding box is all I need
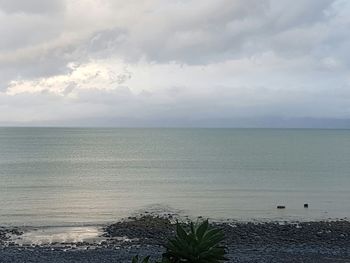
[6,60,131,96]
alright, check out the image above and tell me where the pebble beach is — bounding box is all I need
[1,215,350,262]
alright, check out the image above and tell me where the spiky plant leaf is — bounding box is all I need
[132,255,139,263]
[176,223,188,241]
[143,256,151,263]
[164,220,227,263]
[196,220,209,241]
[131,255,151,263]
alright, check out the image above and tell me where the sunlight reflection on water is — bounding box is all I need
[14,226,102,245]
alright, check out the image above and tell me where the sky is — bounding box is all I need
[0,0,349,127]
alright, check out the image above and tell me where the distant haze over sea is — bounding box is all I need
[1,117,350,129]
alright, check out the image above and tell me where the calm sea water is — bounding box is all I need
[1,128,350,227]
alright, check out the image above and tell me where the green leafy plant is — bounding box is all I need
[132,255,151,263]
[164,220,227,263]
[131,220,227,263]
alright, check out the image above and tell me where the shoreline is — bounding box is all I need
[1,215,350,262]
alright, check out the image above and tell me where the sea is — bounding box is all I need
[1,128,349,232]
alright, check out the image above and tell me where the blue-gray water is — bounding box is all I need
[1,128,350,226]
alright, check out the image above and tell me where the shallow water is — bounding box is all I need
[0,128,349,226]
[12,226,103,245]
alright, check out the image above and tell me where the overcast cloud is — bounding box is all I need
[0,0,349,127]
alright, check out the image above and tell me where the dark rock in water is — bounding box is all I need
[277,205,286,209]
[304,203,309,208]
